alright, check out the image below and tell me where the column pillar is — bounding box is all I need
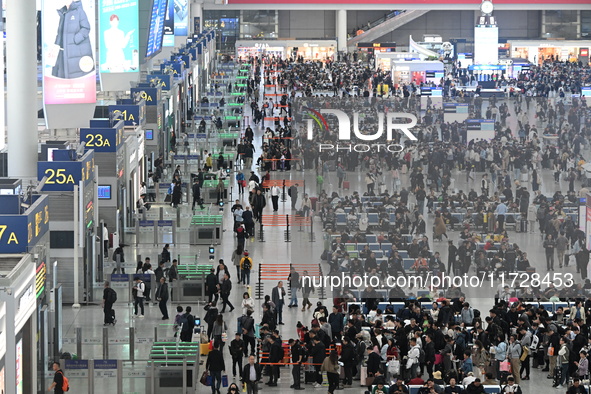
[336,9,348,53]
[6,0,38,178]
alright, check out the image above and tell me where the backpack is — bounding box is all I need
[242,257,252,270]
[57,371,69,392]
[106,288,117,304]
[418,347,426,363]
[179,314,190,331]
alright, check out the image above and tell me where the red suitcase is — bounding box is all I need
[343,181,350,190]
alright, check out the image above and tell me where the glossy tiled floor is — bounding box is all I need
[57,89,590,393]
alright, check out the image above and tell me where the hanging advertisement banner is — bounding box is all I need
[42,0,96,105]
[99,0,139,73]
[174,0,189,36]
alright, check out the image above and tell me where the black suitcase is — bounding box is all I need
[305,371,316,384]
[518,219,527,233]
[553,366,562,387]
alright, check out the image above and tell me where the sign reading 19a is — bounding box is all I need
[44,168,75,185]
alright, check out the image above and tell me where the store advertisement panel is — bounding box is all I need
[146,0,168,58]
[42,0,96,105]
[163,0,175,47]
[174,0,189,36]
[99,0,139,73]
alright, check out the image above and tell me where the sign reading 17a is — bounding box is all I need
[0,224,19,244]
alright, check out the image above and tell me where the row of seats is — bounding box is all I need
[348,300,576,316]
[331,234,414,244]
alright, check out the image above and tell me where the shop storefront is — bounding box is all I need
[391,60,445,85]
[236,40,337,60]
[509,40,591,65]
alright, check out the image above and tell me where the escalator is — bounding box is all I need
[409,35,440,59]
[347,10,430,49]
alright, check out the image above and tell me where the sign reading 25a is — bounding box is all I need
[37,162,82,192]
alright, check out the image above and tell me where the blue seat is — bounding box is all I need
[539,302,554,313]
[381,242,393,251]
[366,234,377,243]
[391,302,405,313]
[421,302,434,310]
[483,385,501,393]
[408,385,422,394]
[374,251,384,258]
[398,250,409,258]
[368,213,379,225]
[554,302,569,313]
[389,213,396,222]
[369,243,381,251]
[403,258,414,270]
[357,243,368,251]
[336,213,347,227]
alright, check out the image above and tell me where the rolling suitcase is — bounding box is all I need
[343,181,350,190]
[518,219,527,233]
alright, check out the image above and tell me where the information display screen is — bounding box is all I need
[146,0,168,59]
[98,185,112,199]
[99,0,139,73]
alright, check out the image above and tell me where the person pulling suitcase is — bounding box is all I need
[102,281,117,326]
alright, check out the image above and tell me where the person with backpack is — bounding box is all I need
[240,252,253,285]
[102,281,117,326]
[48,361,69,393]
[179,306,196,342]
[240,309,256,357]
[132,276,145,318]
[155,277,169,320]
[340,336,357,388]
[204,302,219,339]
[206,341,226,394]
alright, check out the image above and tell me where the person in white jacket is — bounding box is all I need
[406,338,420,380]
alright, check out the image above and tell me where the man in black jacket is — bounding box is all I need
[230,333,244,378]
[242,355,261,394]
[204,302,219,338]
[240,310,256,356]
[328,306,344,340]
[340,336,356,387]
[206,342,226,394]
[289,338,305,390]
[219,273,235,313]
[267,336,283,386]
[424,334,436,379]
[309,337,326,387]
[192,178,205,210]
[205,269,219,304]
[102,281,117,326]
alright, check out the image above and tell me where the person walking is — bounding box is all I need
[155,277,169,320]
[240,310,256,357]
[206,341,226,394]
[287,267,300,308]
[507,335,522,384]
[271,281,286,325]
[543,234,556,271]
[232,245,244,284]
[242,355,261,394]
[102,281,117,326]
[220,273,235,313]
[252,189,266,222]
[179,306,196,342]
[230,333,244,378]
[240,252,253,285]
[48,362,67,394]
[301,270,314,311]
[112,243,125,274]
[270,183,280,212]
[171,181,182,207]
[161,244,171,263]
[132,276,145,318]
[321,350,341,394]
[168,259,178,301]
[288,183,299,210]
[206,268,220,304]
[192,178,205,210]
[211,314,228,353]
